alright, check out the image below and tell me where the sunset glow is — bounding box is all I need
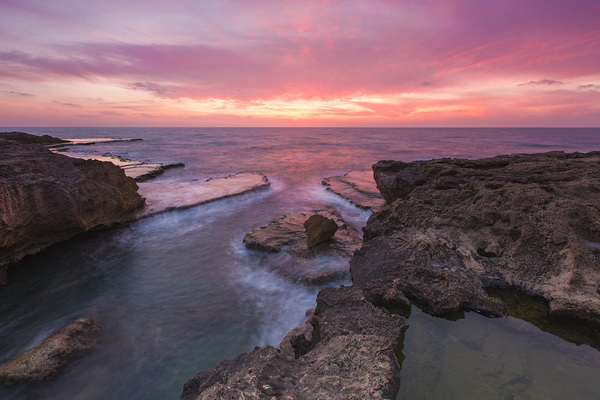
[1,0,599,127]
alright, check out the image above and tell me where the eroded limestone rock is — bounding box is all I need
[243,210,361,258]
[0,318,102,385]
[137,172,270,217]
[354,151,600,324]
[180,286,407,400]
[0,138,144,283]
[322,169,385,211]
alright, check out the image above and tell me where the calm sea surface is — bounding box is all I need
[1,127,600,399]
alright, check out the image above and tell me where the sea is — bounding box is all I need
[1,127,600,399]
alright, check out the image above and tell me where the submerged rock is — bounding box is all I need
[353,151,600,325]
[322,170,385,211]
[137,172,270,217]
[180,286,407,400]
[0,138,145,283]
[0,318,102,385]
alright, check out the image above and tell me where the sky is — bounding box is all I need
[0,0,599,127]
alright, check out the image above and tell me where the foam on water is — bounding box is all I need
[1,127,600,399]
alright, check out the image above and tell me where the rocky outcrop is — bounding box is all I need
[243,210,361,258]
[52,152,185,182]
[0,131,66,145]
[0,138,144,283]
[137,172,270,217]
[243,210,362,284]
[0,318,102,385]
[322,170,385,211]
[180,285,407,400]
[353,151,600,324]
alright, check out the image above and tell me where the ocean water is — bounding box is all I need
[0,127,599,399]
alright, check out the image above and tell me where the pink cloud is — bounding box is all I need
[1,0,599,126]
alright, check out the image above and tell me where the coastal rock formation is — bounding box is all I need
[0,131,66,145]
[243,210,362,284]
[304,214,338,248]
[243,210,361,258]
[353,151,600,324]
[53,152,185,182]
[137,172,270,217]
[180,285,407,400]
[0,138,145,283]
[0,318,102,385]
[322,170,385,211]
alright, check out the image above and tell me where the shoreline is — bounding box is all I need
[1,130,599,398]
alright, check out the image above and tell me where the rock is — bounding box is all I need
[243,210,361,258]
[0,318,102,385]
[304,214,339,248]
[243,210,361,284]
[322,170,385,211]
[53,152,185,182]
[46,137,142,148]
[0,138,145,283]
[279,308,315,360]
[298,270,349,286]
[137,172,270,217]
[354,151,600,325]
[180,286,407,400]
[0,131,66,145]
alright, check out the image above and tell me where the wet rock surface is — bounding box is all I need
[354,151,600,324]
[243,210,362,284]
[54,152,185,182]
[180,285,407,400]
[0,318,102,385]
[322,170,385,211]
[0,138,144,283]
[137,172,270,217]
[243,210,361,258]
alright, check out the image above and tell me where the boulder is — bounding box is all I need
[304,214,338,248]
[322,170,385,211]
[0,318,102,385]
[353,151,600,325]
[180,286,407,400]
[0,138,145,283]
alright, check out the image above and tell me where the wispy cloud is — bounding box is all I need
[1,0,599,126]
[6,90,33,96]
[519,79,565,86]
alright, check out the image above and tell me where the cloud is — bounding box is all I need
[579,84,600,90]
[1,0,600,126]
[6,90,33,96]
[131,81,174,97]
[519,79,565,86]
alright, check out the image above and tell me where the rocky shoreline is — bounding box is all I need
[2,132,599,397]
[180,150,600,399]
[0,133,145,284]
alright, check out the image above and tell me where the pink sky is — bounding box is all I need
[1,0,599,127]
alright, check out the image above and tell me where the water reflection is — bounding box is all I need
[398,307,600,400]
